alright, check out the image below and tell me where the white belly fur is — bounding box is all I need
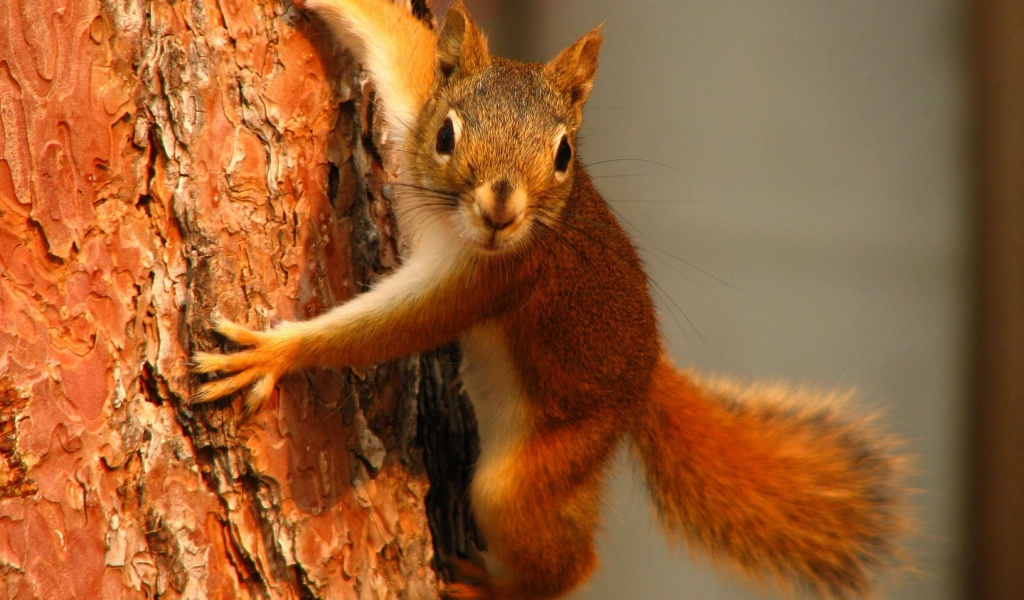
[459,323,529,518]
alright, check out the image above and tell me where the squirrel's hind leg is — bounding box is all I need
[461,425,621,599]
[440,557,494,600]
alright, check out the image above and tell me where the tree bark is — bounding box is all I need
[0,0,477,598]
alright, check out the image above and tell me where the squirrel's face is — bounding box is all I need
[397,6,602,256]
[408,61,579,254]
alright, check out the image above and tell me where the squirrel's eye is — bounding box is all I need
[554,135,572,172]
[436,117,456,155]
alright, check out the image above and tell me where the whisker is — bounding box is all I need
[582,157,672,172]
[606,207,737,290]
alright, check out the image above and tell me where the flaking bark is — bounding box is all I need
[0,0,476,597]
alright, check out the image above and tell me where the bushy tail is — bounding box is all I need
[297,0,437,137]
[631,355,906,598]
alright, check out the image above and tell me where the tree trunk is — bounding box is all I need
[0,0,477,598]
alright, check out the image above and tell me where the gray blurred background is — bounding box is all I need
[434,1,1024,599]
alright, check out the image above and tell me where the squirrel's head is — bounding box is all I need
[402,2,602,254]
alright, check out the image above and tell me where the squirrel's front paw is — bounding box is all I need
[191,318,290,415]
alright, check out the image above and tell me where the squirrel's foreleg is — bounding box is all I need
[193,242,492,413]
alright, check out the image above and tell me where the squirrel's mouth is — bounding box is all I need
[465,218,530,254]
[461,182,530,253]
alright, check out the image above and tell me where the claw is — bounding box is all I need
[188,317,285,413]
[192,368,263,404]
[192,351,241,374]
[439,582,490,600]
[243,374,277,415]
[212,318,265,347]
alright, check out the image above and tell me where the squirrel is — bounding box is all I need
[192,1,907,598]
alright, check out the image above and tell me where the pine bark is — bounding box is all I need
[0,0,477,598]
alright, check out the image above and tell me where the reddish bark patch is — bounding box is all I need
[0,375,35,499]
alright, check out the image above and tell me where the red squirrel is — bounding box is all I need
[192,1,906,598]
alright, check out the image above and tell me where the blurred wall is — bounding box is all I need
[463,1,970,599]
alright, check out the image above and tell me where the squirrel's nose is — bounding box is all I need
[474,179,526,232]
[482,210,517,231]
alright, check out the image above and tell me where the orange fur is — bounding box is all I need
[194,2,908,598]
[193,245,524,413]
[297,0,436,138]
[633,356,904,598]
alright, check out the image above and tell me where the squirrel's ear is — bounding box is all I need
[437,1,491,81]
[544,25,603,123]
